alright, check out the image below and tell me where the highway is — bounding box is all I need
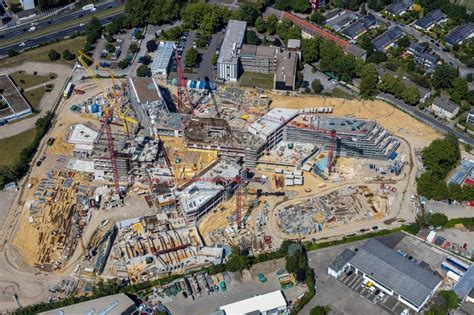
[0,1,124,56]
[377,93,474,146]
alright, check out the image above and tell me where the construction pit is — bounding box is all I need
[276,184,389,237]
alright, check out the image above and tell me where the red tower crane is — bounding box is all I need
[174,48,193,114]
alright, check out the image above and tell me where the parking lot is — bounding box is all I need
[303,241,389,315]
[338,271,414,315]
[302,65,338,93]
[171,30,223,81]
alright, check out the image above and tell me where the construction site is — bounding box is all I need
[4,45,441,290]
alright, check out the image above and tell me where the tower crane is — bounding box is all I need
[173,48,193,114]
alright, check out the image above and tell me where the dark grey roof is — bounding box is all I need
[445,23,474,46]
[407,42,426,56]
[414,9,446,29]
[324,8,344,21]
[342,14,377,39]
[385,3,406,15]
[372,26,404,51]
[420,51,438,64]
[454,266,474,298]
[432,97,459,114]
[344,44,367,59]
[329,249,356,272]
[348,239,442,307]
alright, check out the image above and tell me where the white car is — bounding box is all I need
[19,42,26,47]
[79,23,85,27]
[378,292,385,299]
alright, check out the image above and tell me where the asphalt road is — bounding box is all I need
[377,93,474,146]
[0,1,123,56]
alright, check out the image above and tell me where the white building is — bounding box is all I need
[151,41,175,77]
[220,290,288,315]
[431,96,459,119]
[217,20,247,82]
[0,74,32,123]
[328,239,442,312]
[19,0,35,10]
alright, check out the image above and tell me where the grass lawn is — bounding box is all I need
[240,72,274,90]
[331,87,356,99]
[0,128,36,167]
[24,86,46,110]
[10,71,56,89]
[0,36,85,69]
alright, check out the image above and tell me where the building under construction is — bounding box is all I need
[106,215,223,283]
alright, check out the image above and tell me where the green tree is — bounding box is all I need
[397,35,411,49]
[255,16,267,33]
[211,53,218,66]
[136,64,152,77]
[233,4,260,26]
[147,0,183,26]
[140,55,152,65]
[146,40,158,52]
[129,42,138,54]
[48,49,61,61]
[105,43,116,53]
[301,38,320,64]
[184,47,199,67]
[432,64,459,90]
[359,63,379,98]
[309,11,326,25]
[310,305,331,315]
[450,77,468,104]
[439,290,460,310]
[246,30,261,45]
[118,59,129,69]
[312,79,323,93]
[225,247,251,272]
[367,51,388,64]
[85,17,103,45]
[421,134,460,179]
[402,85,420,105]
[464,143,472,153]
[266,15,278,35]
[428,213,448,227]
[274,0,311,13]
[7,49,19,57]
[62,49,75,61]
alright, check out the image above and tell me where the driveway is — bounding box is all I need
[303,65,337,93]
[0,61,73,139]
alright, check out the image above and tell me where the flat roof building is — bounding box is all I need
[151,41,175,77]
[329,239,442,312]
[274,51,298,91]
[39,293,136,315]
[0,74,32,123]
[217,20,247,82]
[219,290,288,314]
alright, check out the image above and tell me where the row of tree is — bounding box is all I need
[378,73,420,105]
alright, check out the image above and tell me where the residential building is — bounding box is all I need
[384,0,413,16]
[240,45,278,74]
[19,0,35,10]
[413,9,447,31]
[324,8,345,23]
[273,51,298,91]
[281,12,367,60]
[405,42,439,70]
[445,23,474,47]
[467,110,474,126]
[217,20,247,82]
[0,74,32,123]
[431,96,459,119]
[328,239,442,312]
[150,41,175,77]
[325,10,360,32]
[287,39,301,51]
[39,293,136,315]
[342,14,377,40]
[220,290,288,314]
[454,266,474,300]
[372,26,404,52]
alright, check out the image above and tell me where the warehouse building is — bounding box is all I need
[39,293,136,315]
[328,239,442,312]
[220,290,288,314]
[217,20,247,82]
[151,41,175,77]
[0,74,32,123]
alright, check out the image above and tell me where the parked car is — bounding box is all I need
[346,270,354,276]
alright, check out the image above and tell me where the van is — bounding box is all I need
[28,26,36,32]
